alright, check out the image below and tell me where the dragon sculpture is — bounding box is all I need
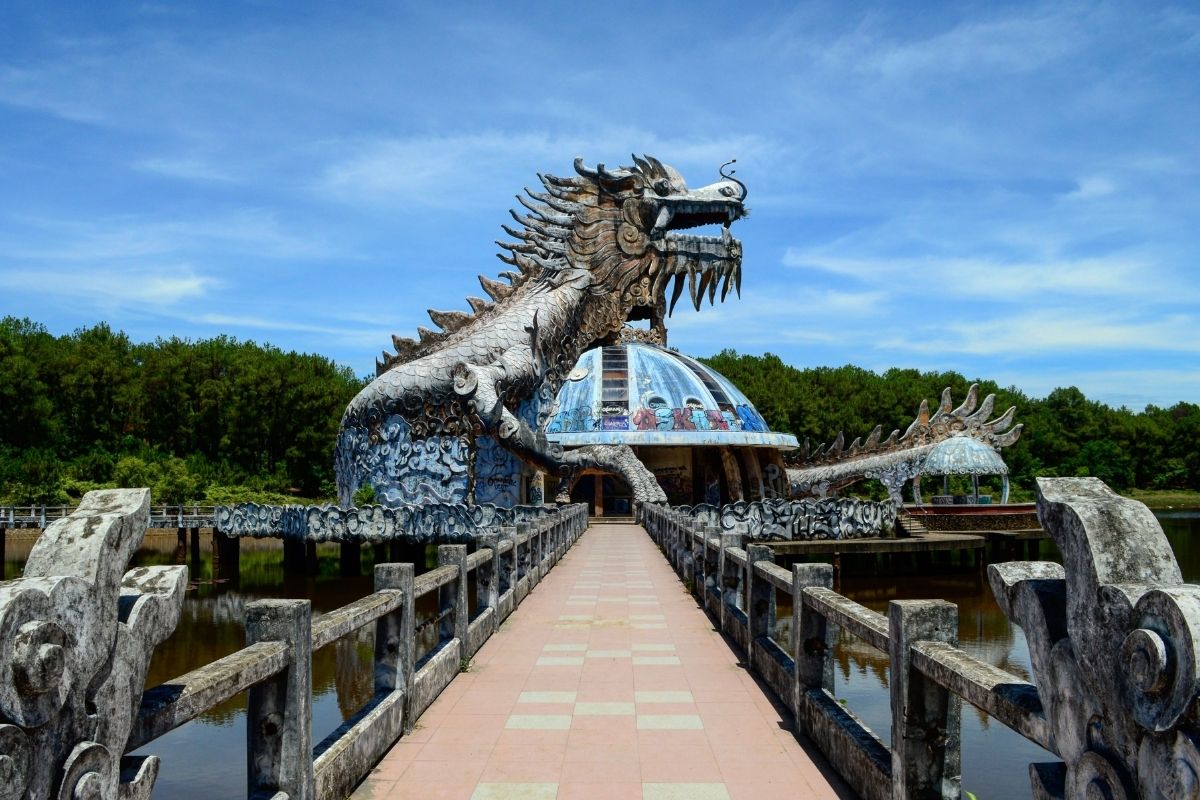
[336,156,747,508]
[786,384,1023,506]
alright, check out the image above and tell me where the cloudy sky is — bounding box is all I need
[1,1,1197,408]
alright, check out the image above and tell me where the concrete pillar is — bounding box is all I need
[720,447,744,502]
[437,544,469,644]
[339,542,362,577]
[214,529,241,577]
[246,599,313,800]
[888,600,961,799]
[594,474,604,517]
[374,563,415,731]
[793,563,835,738]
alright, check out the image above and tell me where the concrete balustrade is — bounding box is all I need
[640,478,1200,800]
[0,489,587,800]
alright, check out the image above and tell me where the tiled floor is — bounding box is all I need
[351,522,848,800]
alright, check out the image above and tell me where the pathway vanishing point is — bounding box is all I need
[353,521,850,800]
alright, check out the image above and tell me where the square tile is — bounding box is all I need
[632,644,675,652]
[637,715,703,730]
[633,656,681,666]
[519,691,577,704]
[506,714,572,730]
[642,783,730,800]
[471,782,558,800]
[536,656,584,666]
[635,691,693,703]
[543,643,587,652]
[586,649,632,658]
[574,701,635,715]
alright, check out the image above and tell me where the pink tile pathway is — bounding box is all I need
[352,522,849,800]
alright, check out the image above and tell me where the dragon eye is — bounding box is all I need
[720,186,735,197]
[653,179,671,197]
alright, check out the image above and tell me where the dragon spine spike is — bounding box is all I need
[416,326,441,344]
[465,296,493,314]
[428,309,472,333]
[987,405,1017,434]
[951,384,980,417]
[847,436,863,456]
[965,393,996,426]
[830,431,845,456]
[865,424,883,449]
[994,424,1023,447]
[479,274,513,302]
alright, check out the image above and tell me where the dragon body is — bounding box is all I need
[336,156,746,507]
[786,384,1023,505]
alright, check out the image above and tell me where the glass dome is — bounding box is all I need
[543,343,798,449]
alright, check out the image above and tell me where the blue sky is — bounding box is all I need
[1,1,1197,409]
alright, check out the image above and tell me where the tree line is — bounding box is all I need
[700,350,1200,498]
[0,317,364,505]
[2,319,1196,505]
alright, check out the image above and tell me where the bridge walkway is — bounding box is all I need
[352,521,849,800]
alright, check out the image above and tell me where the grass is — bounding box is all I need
[1121,489,1200,509]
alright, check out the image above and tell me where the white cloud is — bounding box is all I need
[4,210,338,262]
[0,265,213,307]
[135,156,240,184]
[782,250,1180,302]
[318,130,780,208]
[885,310,1200,356]
[1065,176,1117,200]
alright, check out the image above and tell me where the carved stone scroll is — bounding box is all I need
[0,489,186,800]
[989,477,1200,799]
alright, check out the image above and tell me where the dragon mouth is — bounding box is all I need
[651,201,743,315]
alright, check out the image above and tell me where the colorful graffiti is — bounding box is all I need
[550,403,767,434]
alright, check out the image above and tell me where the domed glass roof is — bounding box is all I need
[543,343,799,448]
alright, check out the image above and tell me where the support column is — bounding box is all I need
[339,542,362,577]
[214,529,241,578]
[283,537,306,574]
[594,474,604,517]
[719,447,744,502]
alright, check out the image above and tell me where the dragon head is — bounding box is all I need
[500,154,746,336]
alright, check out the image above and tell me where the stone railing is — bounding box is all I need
[674,497,897,540]
[0,505,217,529]
[0,488,586,800]
[213,501,555,542]
[641,477,1200,800]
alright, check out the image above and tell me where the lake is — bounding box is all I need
[5,509,1198,798]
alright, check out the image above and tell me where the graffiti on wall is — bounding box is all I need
[677,498,896,541]
[214,502,557,542]
[548,402,768,434]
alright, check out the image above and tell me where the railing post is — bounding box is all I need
[686,521,700,595]
[516,522,531,583]
[793,564,835,693]
[374,563,416,731]
[719,530,744,629]
[747,544,776,650]
[499,526,517,596]
[438,544,469,644]
[478,533,500,612]
[888,599,961,800]
[792,563,835,738]
[246,599,314,800]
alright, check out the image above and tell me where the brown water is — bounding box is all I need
[4,511,1200,798]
